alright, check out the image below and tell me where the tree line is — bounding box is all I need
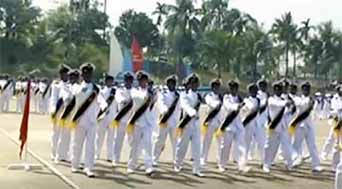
[1,0,342,84]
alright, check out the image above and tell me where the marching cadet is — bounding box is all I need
[330,85,342,172]
[290,82,322,172]
[314,92,324,120]
[112,72,134,166]
[32,78,41,113]
[253,78,269,161]
[323,93,332,119]
[263,81,296,173]
[200,78,222,166]
[15,76,23,113]
[333,87,342,189]
[126,71,154,175]
[321,87,341,161]
[70,63,107,177]
[174,74,203,177]
[95,74,117,162]
[217,80,248,173]
[18,77,28,113]
[40,78,52,114]
[0,74,14,112]
[55,69,80,163]
[241,83,260,164]
[153,75,180,166]
[50,64,70,161]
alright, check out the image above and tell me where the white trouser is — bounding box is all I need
[293,125,320,169]
[175,119,201,173]
[218,128,246,170]
[153,125,176,163]
[16,95,21,112]
[56,126,72,161]
[2,95,10,112]
[321,126,335,159]
[42,98,49,114]
[51,124,61,158]
[278,114,291,159]
[127,125,153,172]
[332,134,341,170]
[244,120,258,162]
[200,119,220,164]
[95,117,115,160]
[264,130,295,168]
[71,124,96,170]
[113,121,127,163]
[335,157,342,189]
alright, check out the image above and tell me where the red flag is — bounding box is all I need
[131,36,144,73]
[19,80,31,159]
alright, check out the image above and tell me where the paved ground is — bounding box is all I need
[0,107,337,189]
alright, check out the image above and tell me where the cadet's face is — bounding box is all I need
[259,83,267,91]
[230,86,238,95]
[105,79,114,87]
[82,71,93,82]
[125,78,133,87]
[191,81,199,91]
[250,89,257,97]
[302,87,311,96]
[167,81,176,91]
[60,73,68,82]
[139,78,148,88]
[290,87,297,95]
[212,84,220,93]
[274,87,283,96]
[69,75,78,84]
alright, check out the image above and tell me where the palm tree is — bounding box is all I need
[199,29,236,77]
[201,0,229,30]
[164,0,201,78]
[153,2,168,28]
[271,12,297,78]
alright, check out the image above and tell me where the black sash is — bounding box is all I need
[159,92,179,124]
[333,116,342,132]
[289,98,314,128]
[51,98,64,120]
[34,88,40,95]
[42,84,51,98]
[114,100,133,121]
[268,107,286,130]
[202,103,222,126]
[259,104,267,114]
[218,110,239,132]
[97,88,116,119]
[60,96,76,120]
[71,83,99,122]
[243,109,259,126]
[128,95,152,125]
[177,93,202,129]
[3,80,11,91]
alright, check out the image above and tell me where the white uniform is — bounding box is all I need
[127,87,154,173]
[32,82,40,113]
[0,79,13,112]
[263,95,296,171]
[218,94,246,171]
[241,96,260,163]
[292,95,321,170]
[40,82,51,114]
[329,94,342,171]
[200,91,222,165]
[153,89,180,163]
[56,82,79,161]
[71,81,107,172]
[113,86,133,164]
[95,86,117,161]
[19,81,28,113]
[50,80,68,159]
[333,94,342,189]
[0,79,5,113]
[175,90,202,174]
[15,81,23,113]
[253,90,268,161]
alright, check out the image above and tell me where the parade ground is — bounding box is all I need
[0,110,336,189]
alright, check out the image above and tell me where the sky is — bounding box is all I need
[33,0,342,30]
